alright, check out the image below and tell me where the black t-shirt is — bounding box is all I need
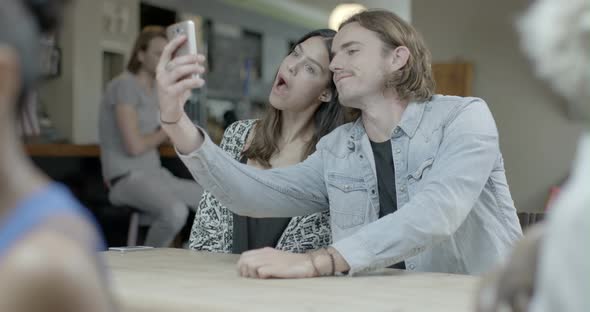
[232,156,291,254]
[370,140,406,270]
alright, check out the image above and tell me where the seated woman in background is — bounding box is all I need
[0,0,114,311]
[189,29,347,254]
[99,26,203,247]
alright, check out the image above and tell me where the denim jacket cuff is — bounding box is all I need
[176,127,233,205]
[331,234,375,276]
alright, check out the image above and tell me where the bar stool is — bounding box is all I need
[127,209,141,246]
[124,206,153,246]
[517,212,545,231]
[103,180,152,246]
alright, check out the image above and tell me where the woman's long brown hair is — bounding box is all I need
[242,29,347,168]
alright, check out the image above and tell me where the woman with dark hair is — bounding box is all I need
[99,26,203,247]
[0,0,113,311]
[187,29,347,254]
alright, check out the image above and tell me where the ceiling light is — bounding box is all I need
[329,3,367,30]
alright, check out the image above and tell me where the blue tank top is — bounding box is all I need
[0,183,106,259]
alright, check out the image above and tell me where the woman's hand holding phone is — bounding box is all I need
[156,35,206,124]
[156,33,207,155]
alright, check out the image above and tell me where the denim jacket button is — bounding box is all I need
[347,141,355,151]
[409,264,416,270]
[395,148,401,154]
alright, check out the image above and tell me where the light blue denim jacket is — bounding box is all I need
[179,95,523,275]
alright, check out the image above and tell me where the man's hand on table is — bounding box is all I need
[237,247,350,279]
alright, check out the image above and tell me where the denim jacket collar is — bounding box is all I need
[398,100,427,138]
[349,99,427,141]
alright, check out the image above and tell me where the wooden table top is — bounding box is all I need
[25,143,176,157]
[103,248,479,312]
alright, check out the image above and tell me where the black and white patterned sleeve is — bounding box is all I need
[188,120,255,252]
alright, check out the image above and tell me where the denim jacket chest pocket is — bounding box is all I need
[405,124,441,194]
[326,173,368,229]
[407,157,434,195]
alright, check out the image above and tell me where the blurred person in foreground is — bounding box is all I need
[0,0,115,311]
[477,0,590,311]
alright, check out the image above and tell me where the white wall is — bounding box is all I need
[38,0,139,144]
[38,3,75,141]
[362,0,411,22]
[413,0,584,212]
[282,0,412,24]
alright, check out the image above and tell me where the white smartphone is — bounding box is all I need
[166,20,198,60]
[108,246,154,253]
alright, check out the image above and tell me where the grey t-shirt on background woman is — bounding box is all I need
[99,71,161,181]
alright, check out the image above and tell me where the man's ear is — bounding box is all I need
[391,46,410,71]
[318,88,333,102]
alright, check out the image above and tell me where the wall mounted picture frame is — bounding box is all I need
[40,34,61,79]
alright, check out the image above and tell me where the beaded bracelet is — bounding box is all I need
[324,248,335,276]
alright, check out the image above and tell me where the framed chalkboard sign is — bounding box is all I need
[206,21,263,99]
[40,34,61,79]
